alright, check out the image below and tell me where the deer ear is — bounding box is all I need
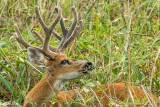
[27,47,49,67]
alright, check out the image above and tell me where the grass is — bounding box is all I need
[0,0,160,106]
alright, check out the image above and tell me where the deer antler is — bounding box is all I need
[15,6,82,57]
[35,6,61,53]
[15,6,62,58]
[53,6,83,52]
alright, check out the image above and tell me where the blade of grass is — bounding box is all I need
[0,74,14,93]
[0,62,16,77]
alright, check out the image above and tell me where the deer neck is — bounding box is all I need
[24,72,65,106]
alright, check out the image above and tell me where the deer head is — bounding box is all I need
[14,6,94,81]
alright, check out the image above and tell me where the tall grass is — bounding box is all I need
[0,0,160,106]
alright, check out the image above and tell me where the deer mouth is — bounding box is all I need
[82,69,93,74]
[80,65,94,74]
[82,70,91,74]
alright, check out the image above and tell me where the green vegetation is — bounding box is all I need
[0,0,160,106]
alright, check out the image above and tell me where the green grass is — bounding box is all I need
[0,0,160,106]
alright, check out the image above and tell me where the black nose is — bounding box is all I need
[84,62,94,70]
[86,62,93,66]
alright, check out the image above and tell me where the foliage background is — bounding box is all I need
[0,0,160,106]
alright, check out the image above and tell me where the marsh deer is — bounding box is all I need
[14,6,159,107]
[15,6,94,107]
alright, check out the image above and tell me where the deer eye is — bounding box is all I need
[60,59,69,65]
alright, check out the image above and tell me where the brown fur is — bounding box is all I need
[23,53,93,107]
[56,83,160,107]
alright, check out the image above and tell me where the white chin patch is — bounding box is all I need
[58,72,83,80]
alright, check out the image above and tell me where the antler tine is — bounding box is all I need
[52,31,62,40]
[60,18,68,36]
[32,30,43,42]
[54,7,67,36]
[57,17,68,48]
[50,7,62,33]
[67,6,78,38]
[52,8,67,48]
[14,24,31,48]
[35,6,61,53]
[59,21,83,52]
[35,6,48,34]
[54,6,78,51]
[32,30,57,52]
